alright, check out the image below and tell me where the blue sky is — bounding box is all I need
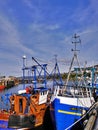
[0,0,98,77]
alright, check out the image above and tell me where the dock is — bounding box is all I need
[84,102,98,130]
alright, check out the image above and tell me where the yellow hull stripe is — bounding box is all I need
[58,110,82,116]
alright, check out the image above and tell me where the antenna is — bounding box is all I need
[71,33,81,53]
[54,54,57,63]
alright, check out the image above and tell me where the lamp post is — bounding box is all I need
[22,55,26,89]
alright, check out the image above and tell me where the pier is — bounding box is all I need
[84,102,98,130]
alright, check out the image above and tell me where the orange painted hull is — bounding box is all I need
[0,110,10,121]
[0,110,12,129]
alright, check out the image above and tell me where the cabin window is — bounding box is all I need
[32,95,37,99]
[19,99,23,113]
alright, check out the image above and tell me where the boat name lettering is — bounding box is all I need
[70,107,82,111]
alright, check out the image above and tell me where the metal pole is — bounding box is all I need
[22,55,26,89]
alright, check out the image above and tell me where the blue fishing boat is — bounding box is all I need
[50,34,95,130]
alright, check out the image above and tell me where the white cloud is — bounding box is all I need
[0,13,36,76]
[45,24,60,30]
[0,13,34,55]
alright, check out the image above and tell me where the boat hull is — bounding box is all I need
[0,85,5,90]
[0,120,8,129]
[0,110,14,130]
[50,96,93,130]
[0,120,13,130]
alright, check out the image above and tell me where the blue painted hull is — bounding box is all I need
[51,98,88,130]
[0,120,13,130]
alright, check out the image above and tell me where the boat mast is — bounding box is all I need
[64,34,81,90]
[51,54,63,86]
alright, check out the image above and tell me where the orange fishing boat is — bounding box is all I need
[8,86,49,129]
[0,86,49,129]
[0,57,50,129]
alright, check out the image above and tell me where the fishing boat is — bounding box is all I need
[0,85,5,90]
[50,34,95,130]
[8,86,49,129]
[0,57,49,129]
